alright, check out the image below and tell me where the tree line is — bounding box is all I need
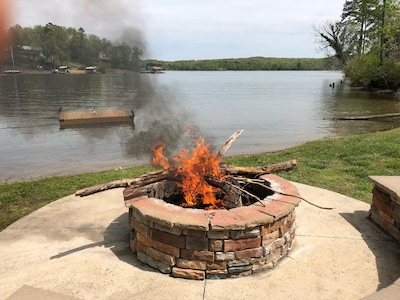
[3,23,143,71]
[315,0,400,90]
[146,57,334,71]
[3,23,338,73]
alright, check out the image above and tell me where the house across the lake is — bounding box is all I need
[140,66,164,74]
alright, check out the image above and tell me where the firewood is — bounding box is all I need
[217,129,244,157]
[75,160,297,197]
[75,168,175,197]
[221,159,297,176]
[204,176,243,208]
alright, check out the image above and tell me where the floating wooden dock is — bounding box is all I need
[59,109,134,128]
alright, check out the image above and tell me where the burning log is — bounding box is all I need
[75,130,297,202]
[204,176,244,208]
[75,160,297,197]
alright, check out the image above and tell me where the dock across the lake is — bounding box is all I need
[59,109,134,128]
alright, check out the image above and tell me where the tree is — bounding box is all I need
[341,0,380,55]
[313,21,352,68]
[68,27,86,63]
[41,23,70,66]
[110,42,132,68]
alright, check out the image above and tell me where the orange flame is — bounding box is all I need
[152,137,225,209]
[152,140,170,169]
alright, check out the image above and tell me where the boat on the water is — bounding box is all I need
[3,69,22,74]
[3,47,22,75]
[58,109,135,129]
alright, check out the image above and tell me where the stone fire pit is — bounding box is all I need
[123,173,300,280]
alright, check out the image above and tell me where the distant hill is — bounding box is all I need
[144,56,339,71]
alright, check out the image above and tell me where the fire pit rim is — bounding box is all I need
[124,174,300,231]
[123,173,300,280]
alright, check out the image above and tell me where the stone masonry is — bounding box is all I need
[123,174,300,280]
[369,176,400,241]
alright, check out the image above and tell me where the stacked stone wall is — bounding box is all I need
[124,174,300,280]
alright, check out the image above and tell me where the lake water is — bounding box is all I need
[1,70,399,182]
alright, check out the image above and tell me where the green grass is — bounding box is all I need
[1,128,399,231]
[226,128,400,201]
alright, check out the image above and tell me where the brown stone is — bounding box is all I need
[186,236,209,251]
[154,223,182,236]
[373,187,392,205]
[206,269,228,275]
[227,258,250,267]
[181,249,215,262]
[183,228,207,237]
[391,202,400,224]
[235,247,264,260]
[176,259,207,270]
[151,228,185,248]
[209,239,223,252]
[372,192,393,217]
[379,209,395,225]
[266,247,282,264]
[230,206,274,229]
[262,229,280,246]
[132,219,151,237]
[207,230,229,239]
[227,264,253,274]
[147,247,176,266]
[131,205,153,227]
[254,200,295,222]
[136,232,154,247]
[215,251,235,261]
[137,251,172,274]
[172,208,209,231]
[131,197,180,228]
[280,217,295,236]
[130,231,137,253]
[124,187,147,201]
[260,217,285,235]
[261,174,301,206]
[229,227,261,239]
[369,176,400,205]
[207,210,246,231]
[272,237,285,249]
[207,261,227,270]
[136,241,148,254]
[370,210,400,241]
[224,236,261,252]
[153,240,180,258]
[172,267,205,280]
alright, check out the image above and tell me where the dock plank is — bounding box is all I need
[59,109,133,128]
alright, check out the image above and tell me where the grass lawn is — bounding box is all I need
[1,128,399,231]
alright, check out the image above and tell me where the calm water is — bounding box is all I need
[1,71,399,182]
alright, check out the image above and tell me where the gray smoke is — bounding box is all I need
[69,0,198,160]
[124,73,193,159]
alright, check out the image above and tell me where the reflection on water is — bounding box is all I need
[0,71,399,182]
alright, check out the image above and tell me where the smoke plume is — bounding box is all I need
[67,0,196,160]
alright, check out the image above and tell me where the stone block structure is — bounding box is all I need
[369,176,400,241]
[123,174,300,280]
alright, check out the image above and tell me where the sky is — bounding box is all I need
[11,0,346,61]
